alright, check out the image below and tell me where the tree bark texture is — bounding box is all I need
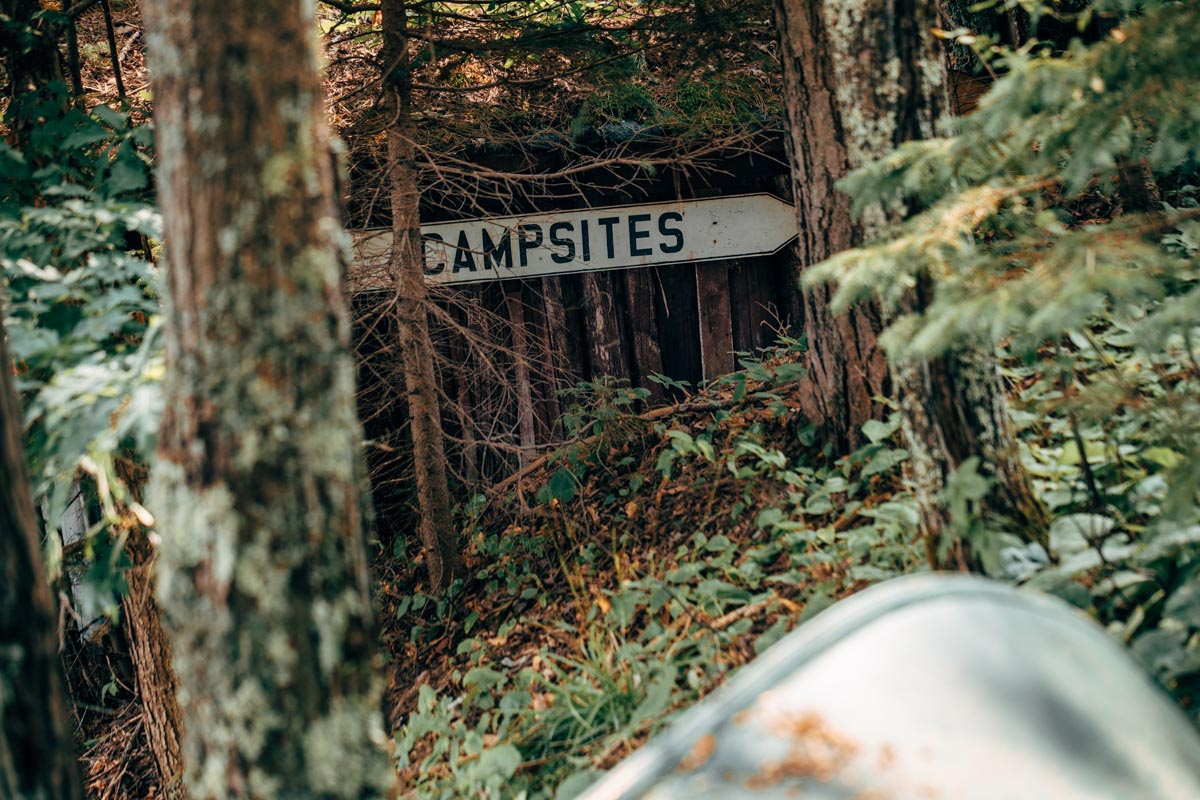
[121,527,186,798]
[774,0,1048,559]
[381,0,460,590]
[581,272,628,380]
[771,0,897,451]
[142,2,395,797]
[109,454,187,798]
[897,348,1051,567]
[1,319,87,800]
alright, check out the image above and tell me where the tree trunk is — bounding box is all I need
[121,526,186,798]
[773,0,1048,561]
[4,5,186,795]
[381,0,460,590]
[772,0,893,451]
[897,347,1051,569]
[141,2,395,797]
[1,317,87,800]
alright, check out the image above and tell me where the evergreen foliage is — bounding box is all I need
[808,0,1200,715]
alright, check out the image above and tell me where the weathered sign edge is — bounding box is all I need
[348,191,799,290]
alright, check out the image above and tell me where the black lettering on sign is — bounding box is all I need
[518,223,543,267]
[597,216,619,259]
[658,211,684,254]
[422,232,446,275]
[549,221,576,265]
[453,229,477,273]
[482,227,511,270]
[580,219,591,262]
[628,213,653,257]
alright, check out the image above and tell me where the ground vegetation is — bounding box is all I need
[1,0,1199,798]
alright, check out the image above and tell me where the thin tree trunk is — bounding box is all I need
[121,526,185,798]
[142,1,395,797]
[1,317,87,800]
[774,0,1048,561]
[99,0,126,100]
[381,0,460,590]
[64,12,84,101]
[1117,156,1162,213]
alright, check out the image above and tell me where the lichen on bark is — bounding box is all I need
[142,1,396,796]
[774,0,1047,559]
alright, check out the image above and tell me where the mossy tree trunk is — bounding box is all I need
[773,0,1048,564]
[142,2,395,797]
[1,317,86,800]
[380,0,460,590]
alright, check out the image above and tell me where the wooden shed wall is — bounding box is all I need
[350,140,801,524]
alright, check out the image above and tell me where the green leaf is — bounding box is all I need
[861,417,895,444]
[548,467,577,503]
[104,140,148,196]
[1165,579,1200,628]
[797,590,834,623]
[91,104,127,129]
[656,448,677,478]
[556,770,603,800]
[629,665,676,727]
[861,447,909,478]
[474,743,522,781]
[1143,446,1184,470]
[463,666,508,692]
[1048,514,1116,556]
[753,617,789,654]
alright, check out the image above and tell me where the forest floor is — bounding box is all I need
[75,318,1198,799]
[370,322,1200,799]
[374,340,934,798]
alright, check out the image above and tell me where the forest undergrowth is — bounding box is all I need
[377,296,1200,798]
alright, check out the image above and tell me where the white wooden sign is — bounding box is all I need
[349,193,798,289]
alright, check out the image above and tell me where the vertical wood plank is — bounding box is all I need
[537,277,571,434]
[504,282,537,465]
[728,260,755,355]
[558,274,590,381]
[656,264,701,387]
[519,281,556,441]
[623,269,665,403]
[446,294,479,482]
[771,174,806,334]
[750,256,788,348]
[480,280,519,475]
[581,271,629,381]
[696,261,735,379]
